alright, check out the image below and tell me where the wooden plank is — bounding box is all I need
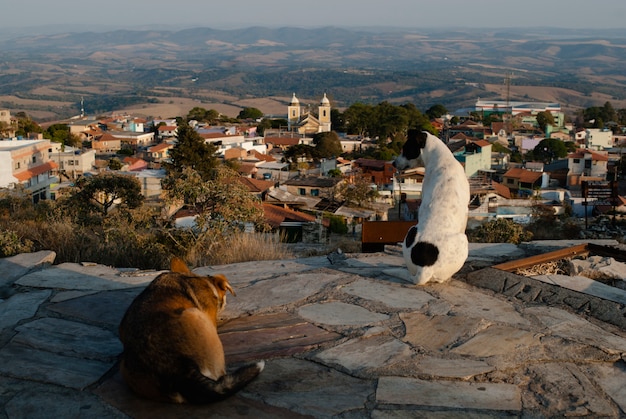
[491,244,590,272]
[361,221,415,244]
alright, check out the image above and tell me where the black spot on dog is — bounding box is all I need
[410,241,439,267]
[404,225,418,248]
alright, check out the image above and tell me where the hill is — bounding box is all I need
[1,26,626,121]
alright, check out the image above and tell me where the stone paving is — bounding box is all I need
[1,241,626,417]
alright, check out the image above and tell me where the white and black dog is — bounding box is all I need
[393,129,470,285]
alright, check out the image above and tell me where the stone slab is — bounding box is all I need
[415,356,495,379]
[222,270,349,318]
[585,362,626,414]
[16,262,155,290]
[435,283,530,326]
[1,376,127,419]
[526,362,617,417]
[94,370,308,419]
[341,278,434,309]
[401,313,489,352]
[219,313,341,363]
[0,250,56,288]
[525,305,626,354]
[315,335,412,372]
[0,342,114,389]
[298,301,389,326]
[14,317,121,360]
[194,258,329,285]
[48,288,141,329]
[450,324,539,358]
[377,376,521,411]
[0,289,52,331]
[244,358,375,417]
[533,274,626,305]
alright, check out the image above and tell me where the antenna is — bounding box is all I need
[80,96,85,118]
[504,72,513,121]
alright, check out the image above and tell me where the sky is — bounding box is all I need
[2,0,626,31]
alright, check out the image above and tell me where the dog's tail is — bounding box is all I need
[175,361,265,403]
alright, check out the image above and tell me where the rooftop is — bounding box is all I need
[1,240,626,417]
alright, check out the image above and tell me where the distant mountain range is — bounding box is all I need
[1,26,626,120]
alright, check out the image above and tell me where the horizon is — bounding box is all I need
[2,0,625,33]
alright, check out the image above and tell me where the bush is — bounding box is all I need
[467,218,533,244]
[0,229,33,257]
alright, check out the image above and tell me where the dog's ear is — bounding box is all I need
[170,257,192,274]
[212,274,236,297]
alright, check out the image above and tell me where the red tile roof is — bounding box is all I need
[503,168,543,184]
[13,161,58,182]
[262,203,317,228]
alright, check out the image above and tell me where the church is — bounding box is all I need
[287,93,332,135]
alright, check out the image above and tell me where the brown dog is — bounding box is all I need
[118,257,264,403]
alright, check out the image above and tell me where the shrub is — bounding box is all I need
[0,228,33,257]
[467,218,533,244]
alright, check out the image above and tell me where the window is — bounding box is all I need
[32,156,36,163]
[311,189,319,197]
[298,188,306,196]
[573,158,580,164]
[506,178,514,185]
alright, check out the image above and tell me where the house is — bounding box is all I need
[157,125,178,139]
[585,129,613,150]
[460,140,492,178]
[237,177,275,200]
[262,202,329,243]
[0,139,58,202]
[567,149,609,187]
[146,142,174,161]
[108,130,155,150]
[351,158,395,187]
[48,144,95,181]
[91,133,121,153]
[281,176,343,200]
[501,167,545,196]
[0,109,17,137]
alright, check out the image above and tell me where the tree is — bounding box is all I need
[237,107,263,120]
[163,166,264,232]
[186,107,220,124]
[313,131,342,158]
[336,173,378,207]
[164,120,218,181]
[530,138,568,163]
[425,104,448,119]
[343,102,373,137]
[535,111,555,133]
[69,173,144,216]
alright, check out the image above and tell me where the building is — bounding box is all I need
[501,167,545,196]
[567,149,609,187]
[281,176,342,199]
[0,139,58,202]
[287,93,332,135]
[0,109,17,137]
[48,144,95,181]
[584,129,613,150]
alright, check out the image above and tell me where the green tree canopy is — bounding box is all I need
[237,107,264,120]
[313,131,342,158]
[425,104,448,119]
[335,173,378,207]
[186,107,220,124]
[164,120,218,181]
[163,166,265,232]
[529,138,568,163]
[536,111,555,132]
[69,173,144,216]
